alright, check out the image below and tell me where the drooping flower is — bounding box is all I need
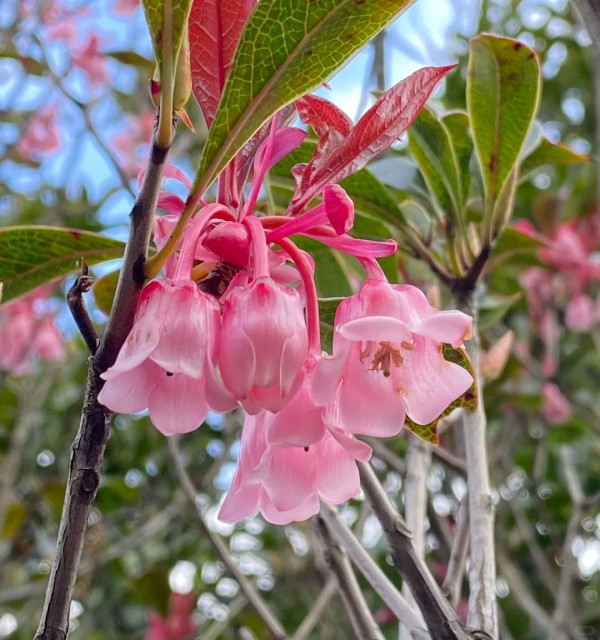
[218,410,371,526]
[314,279,473,436]
[99,279,223,435]
[218,276,308,414]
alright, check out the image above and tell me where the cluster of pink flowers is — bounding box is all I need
[516,215,600,424]
[98,100,473,524]
[0,288,64,374]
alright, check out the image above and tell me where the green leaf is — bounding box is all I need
[404,345,477,445]
[520,137,590,179]
[467,35,541,210]
[106,50,155,73]
[192,0,417,196]
[293,237,353,299]
[318,297,344,353]
[0,226,125,304]
[408,106,461,221]
[442,110,473,210]
[93,269,120,316]
[491,226,545,268]
[479,292,521,330]
[141,0,192,67]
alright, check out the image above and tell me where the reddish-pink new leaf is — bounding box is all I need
[189,0,254,127]
[291,65,456,213]
[296,94,353,138]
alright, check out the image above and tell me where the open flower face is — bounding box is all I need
[314,280,474,435]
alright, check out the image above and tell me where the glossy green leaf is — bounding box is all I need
[404,345,477,444]
[520,137,590,178]
[0,226,125,304]
[408,106,461,220]
[467,35,541,210]
[192,0,417,197]
[294,237,353,299]
[141,0,192,66]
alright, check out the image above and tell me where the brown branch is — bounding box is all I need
[358,462,476,640]
[33,135,171,640]
[315,516,386,640]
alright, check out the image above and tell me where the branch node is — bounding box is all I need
[67,259,99,354]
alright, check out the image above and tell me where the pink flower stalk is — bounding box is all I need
[314,279,473,435]
[17,107,61,160]
[218,410,371,525]
[0,293,64,374]
[73,34,108,86]
[99,279,223,435]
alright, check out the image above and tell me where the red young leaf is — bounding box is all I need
[189,0,255,128]
[291,65,456,213]
[295,94,353,138]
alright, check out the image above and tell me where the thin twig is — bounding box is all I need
[358,462,474,640]
[168,438,289,640]
[33,134,171,640]
[66,260,98,354]
[319,504,429,636]
[452,289,498,639]
[315,516,386,640]
[292,577,337,640]
[442,497,470,608]
[550,448,586,640]
[400,435,431,640]
[199,595,248,640]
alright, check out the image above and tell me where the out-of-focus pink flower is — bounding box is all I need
[73,34,107,85]
[112,110,156,177]
[541,382,571,425]
[218,411,371,525]
[99,279,222,435]
[481,331,514,382]
[313,279,473,435]
[565,294,595,331]
[218,277,308,414]
[143,591,196,640]
[17,107,61,160]
[113,0,140,15]
[0,292,64,374]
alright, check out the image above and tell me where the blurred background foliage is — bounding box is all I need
[1,0,600,638]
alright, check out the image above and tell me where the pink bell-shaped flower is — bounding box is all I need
[99,278,221,435]
[218,277,308,413]
[314,279,473,435]
[218,410,371,526]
